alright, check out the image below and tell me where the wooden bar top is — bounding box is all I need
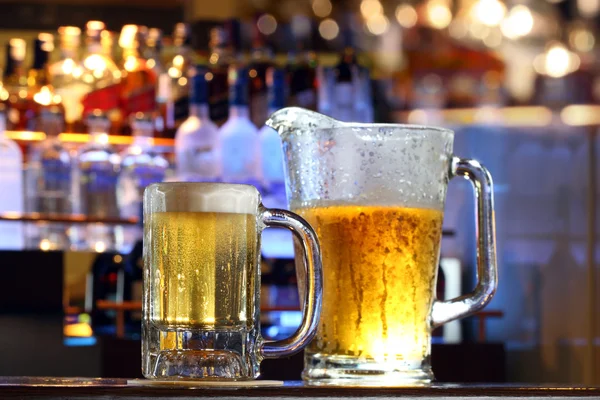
[1,379,600,399]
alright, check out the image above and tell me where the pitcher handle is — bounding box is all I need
[259,207,323,358]
[431,157,498,329]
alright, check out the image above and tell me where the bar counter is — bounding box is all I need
[1,379,600,399]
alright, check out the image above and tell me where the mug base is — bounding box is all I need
[303,353,433,387]
[142,323,260,380]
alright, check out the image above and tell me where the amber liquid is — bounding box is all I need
[148,211,258,328]
[296,205,443,362]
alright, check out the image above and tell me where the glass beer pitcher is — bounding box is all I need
[142,182,322,380]
[266,108,497,385]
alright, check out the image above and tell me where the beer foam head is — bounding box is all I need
[145,183,259,214]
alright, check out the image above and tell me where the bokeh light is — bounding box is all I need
[534,42,581,78]
[257,14,277,35]
[312,0,333,18]
[395,4,418,28]
[361,0,384,19]
[366,14,390,35]
[472,0,506,27]
[449,19,469,39]
[291,15,313,38]
[500,5,533,39]
[577,0,600,18]
[426,0,452,29]
[569,27,595,52]
[319,18,339,40]
[483,28,503,47]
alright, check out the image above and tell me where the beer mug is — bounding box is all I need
[142,182,323,380]
[266,108,497,385]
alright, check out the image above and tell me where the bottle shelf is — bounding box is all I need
[393,104,600,127]
[0,212,138,225]
[5,131,175,149]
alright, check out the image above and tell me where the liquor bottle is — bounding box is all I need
[218,66,260,186]
[353,66,374,123]
[117,112,168,250]
[27,106,71,250]
[29,34,53,86]
[156,23,194,138]
[30,34,65,131]
[316,65,334,117]
[207,26,234,125]
[49,26,88,133]
[332,47,357,122]
[0,106,24,249]
[118,25,157,133]
[79,21,121,131]
[4,38,35,130]
[175,68,220,182]
[248,25,274,128]
[77,110,120,251]
[286,33,318,111]
[259,67,286,209]
[144,28,164,77]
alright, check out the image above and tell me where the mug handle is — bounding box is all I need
[258,206,323,358]
[431,157,498,328]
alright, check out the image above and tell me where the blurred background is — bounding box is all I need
[0,0,597,386]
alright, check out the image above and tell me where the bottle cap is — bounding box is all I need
[86,21,105,41]
[9,38,26,62]
[119,25,147,50]
[58,26,81,50]
[130,111,154,135]
[86,109,111,133]
[147,28,162,50]
[173,23,191,47]
[209,26,228,50]
[0,104,6,133]
[33,33,53,69]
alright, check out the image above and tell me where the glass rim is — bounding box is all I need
[146,182,260,193]
[315,122,454,136]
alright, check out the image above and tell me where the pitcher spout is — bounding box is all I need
[266,107,340,140]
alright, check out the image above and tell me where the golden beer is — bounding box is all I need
[296,205,443,363]
[148,211,258,328]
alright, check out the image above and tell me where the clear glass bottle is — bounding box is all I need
[117,112,168,251]
[0,105,24,249]
[118,25,157,134]
[79,21,121,130]
[4,38,36,130]
[145,28,167,135]
[27,105,71,250]
[49,26,88,133]
[144,28,164,77]
[77,110,120,252]
[218,66,260,186]
[259,67,286,209]
[175,67,220,182]
[30,33,66,132]
[156,23,194,138]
